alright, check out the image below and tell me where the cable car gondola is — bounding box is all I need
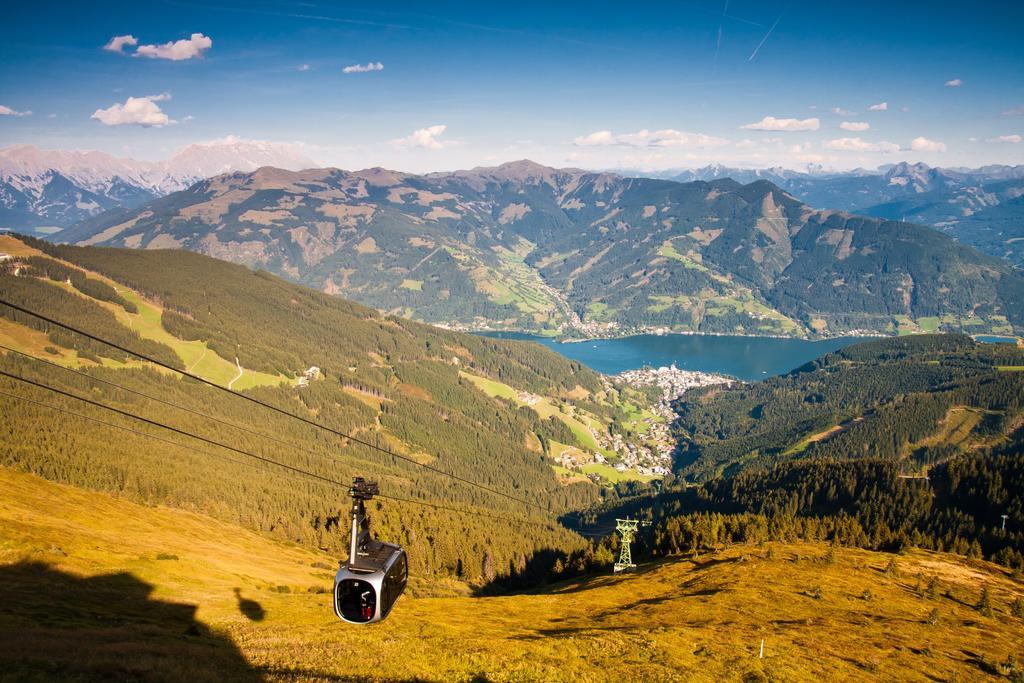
[334,477,407,624]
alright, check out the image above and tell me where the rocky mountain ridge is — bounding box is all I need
[647,162,1024,266]
[58,160,1024,339]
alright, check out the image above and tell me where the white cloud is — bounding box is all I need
[830,106,856,116]
[740,116,820,132]
[989,134,1022,143]
[1003,106,1024,117]
[573,128,730,148]
[573,132,610,147]
[734,139,757,149]
[868,102,888,111]
[342,62,384,74]
[135,33,212,61]
[298,64,311,72]
[0,105,32,117]
[910,136,946,152]
[574,130,614,146]
[945,78,963,87]
[391,124,450,149]
[91,93,173,127]
[103,34,138,53]
[840,121,870,132]
[825,137,900,153]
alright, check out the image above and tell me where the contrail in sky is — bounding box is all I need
[749,5,787,61]
[679,0,762,27]
[711,0,730,74]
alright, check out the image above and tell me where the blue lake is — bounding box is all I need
[974,335,1018,345]
[479,332,871,382]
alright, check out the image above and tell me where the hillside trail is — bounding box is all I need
[187,347,207,373]
[227,356,243,390]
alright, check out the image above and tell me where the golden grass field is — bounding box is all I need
[1,467,1022,682]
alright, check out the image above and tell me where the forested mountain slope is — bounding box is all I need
[673,335,1024,481]
[941,187,1024,268]
[2,239,1022,681]
[61,161,1024,338]
[575,432,1024,575]
[0,234,654,581]
[501,335,1024,583]
[661,162,1024,268]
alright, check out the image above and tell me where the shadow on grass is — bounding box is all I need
[234,587,266,622]
[257,666,442,682]
[475,547,674,598]
[960,650,1002,676]
[688,556,741,573]
[0,561,260,682]
[510,623,642,641]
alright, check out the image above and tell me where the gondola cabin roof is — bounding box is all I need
[347,538,402,572]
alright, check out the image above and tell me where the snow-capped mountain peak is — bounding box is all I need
[161,136,318,187]
[0,144,153,194]
[0,139,318,229]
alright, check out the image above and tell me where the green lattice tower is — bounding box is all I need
[614,518,649,573]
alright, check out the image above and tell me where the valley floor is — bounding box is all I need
[1,467,1022,682]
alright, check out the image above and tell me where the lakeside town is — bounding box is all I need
[610,364,736,474]
[436,314,890,343]
[551,363,736,482]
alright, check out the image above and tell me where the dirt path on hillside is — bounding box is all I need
[227,356,243,390]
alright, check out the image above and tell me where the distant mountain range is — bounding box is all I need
[644,162,1024,266]
[57,160,1024,339]
[0,139,316,230]
[8,147,1021,270]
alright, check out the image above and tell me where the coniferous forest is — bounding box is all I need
[0,234,1022,591]
[0,236,621,583]
[508,337,1024,586]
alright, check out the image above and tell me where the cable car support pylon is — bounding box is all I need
[613,518,650,573]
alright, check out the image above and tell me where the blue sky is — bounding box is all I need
[2,0,1023,171]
